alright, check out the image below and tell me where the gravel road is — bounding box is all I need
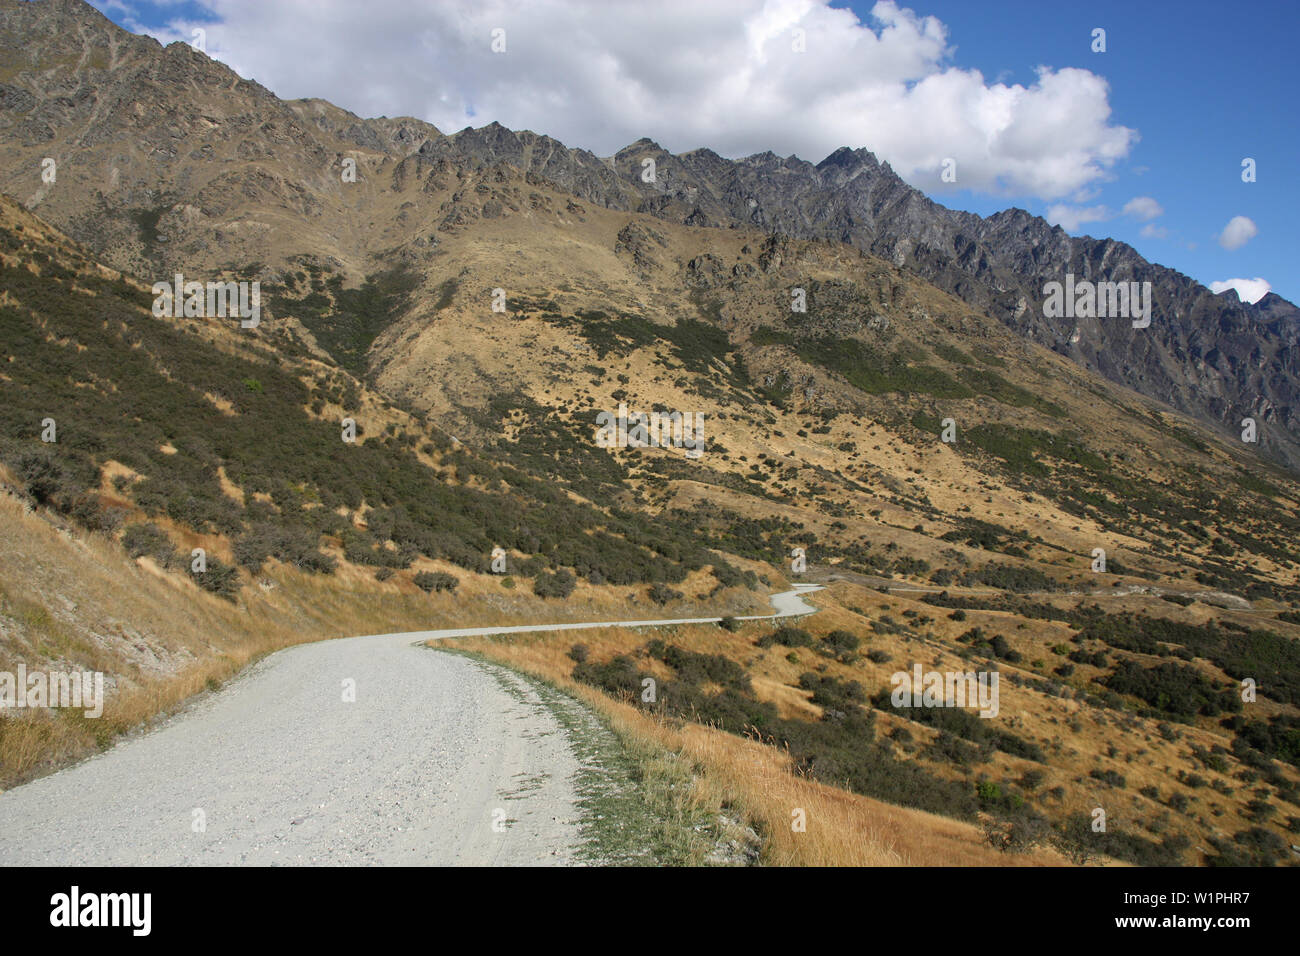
[0,586,821,866]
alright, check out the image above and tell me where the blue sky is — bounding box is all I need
[92,0,1295,304]
[834,0,1295,303]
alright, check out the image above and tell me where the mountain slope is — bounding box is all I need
[2,0,1294,467]
[5,147,1300,865]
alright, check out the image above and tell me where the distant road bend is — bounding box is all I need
[0,586,822,866]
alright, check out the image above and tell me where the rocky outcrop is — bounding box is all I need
[1,0,1296,468]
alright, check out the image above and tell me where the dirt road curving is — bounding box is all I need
[0,587,821,866]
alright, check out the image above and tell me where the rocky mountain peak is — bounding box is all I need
[2,0,1298,467]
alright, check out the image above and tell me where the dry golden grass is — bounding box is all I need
[0,436,779,787]
[438,568,1297,866]
[3,127,1296,869]
[0,484,710,789]
[440,626,1072,866]
[4,463,1288,864]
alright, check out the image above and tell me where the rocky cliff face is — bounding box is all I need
[2,0,1296,467]
[583,142,1300,470]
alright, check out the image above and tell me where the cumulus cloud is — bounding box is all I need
[1047,193,1168,235]
[101,0,1136,199]
[1209,277,1271,304]
[1122,196,1163,221]
[1046,203,1112,233]
[1218,215,1258,250]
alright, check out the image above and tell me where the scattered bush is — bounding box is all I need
[648,582,684,605]
[187,556,241,599]
[121,522,177,568]
[414,571,459,593]
[823,630,861,654]
[533,569,576,599]
[757,626,814,649]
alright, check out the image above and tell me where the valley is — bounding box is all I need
[0,0,1297,869]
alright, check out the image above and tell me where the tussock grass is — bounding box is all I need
[441,627,1069,866]
[0,490,614,789]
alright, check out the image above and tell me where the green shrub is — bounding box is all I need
[413,571,459,593]
[1100,660,1241,720]
[121,522,178,568]
[15,448,66,504]
[1089,768,1127,788]
[188,557,241,599]
[648,582,684,605]
[533,569,576,599]
[234,522,335,573]
[757,626,814,649]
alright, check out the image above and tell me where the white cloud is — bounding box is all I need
[1139,223,1167,239]
[109,0,1136,200]
[1209,277,1270,304]
[1122,196,1162,221]
[1218,215,1258,250]
[1046,203,1112,233]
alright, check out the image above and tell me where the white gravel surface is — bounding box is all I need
[0,586,821,866]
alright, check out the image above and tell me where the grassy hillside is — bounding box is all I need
[3,188,1299,866]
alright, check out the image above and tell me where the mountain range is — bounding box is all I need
[3,0,1297,467]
